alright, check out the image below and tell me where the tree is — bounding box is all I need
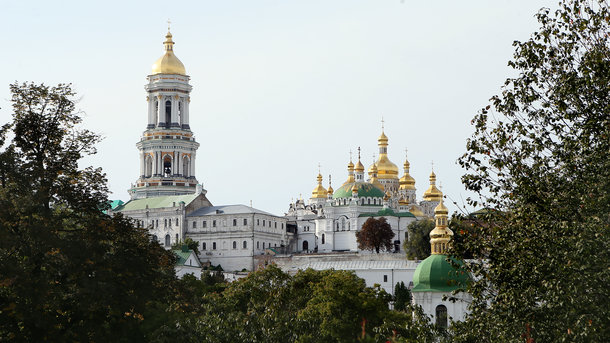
[393,281,411,312]
[0,82,177,342]
[453,1,610,342]
[403,219,433,260]
[356,217,395,253]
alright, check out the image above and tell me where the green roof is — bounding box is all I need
[333,182,385,199]
[172,249,193,266]
[115,193,199,211]
[412,254,470,293]
[358,208,415,218]
[109,199,125,209]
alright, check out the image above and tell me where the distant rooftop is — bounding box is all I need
[115,193,200,211]
[188,204,278,217]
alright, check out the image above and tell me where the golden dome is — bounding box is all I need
[429,196,453,255]
[409,205,425,217]
[376,154,399,179]
[151,31,186,75]
[368,161,377,176]
[423,170,443,201]
[311,173,327,199]
[378,131,389,146]
[355,160,365,172]
[399,157,416,190]
[343,159,356,185]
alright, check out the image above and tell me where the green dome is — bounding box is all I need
[412,254,470,293]
[332,182,385,199]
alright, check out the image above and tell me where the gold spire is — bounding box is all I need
[422,169,443,202]
[344,151,355,185]
[429,194,453,254]
[355,147,365,172]
[399,148,416,191]
[375,123,399,180]
[311,171,327,199]
[152,27,186,75]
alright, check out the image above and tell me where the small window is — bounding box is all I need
[152,235,158,242]
[257,241,260,249]
[203,221,207,228]
[383,275,388,282]
[257,219,260,225]
[274,222,277,229]
[263,220,266,226]
[213,220,217,227]
[164,219,167,227]
[262,242,265,249]
[233,241,237,249]
[322,234,325,244]
[202,242,206,250]
[192,221,197,228]
[281,223,284,229]
[233,219,237,226]
[175,218,179,226]
[212,242,217,250]
[165,234,170,246]
[436,305,448,329]
[243,218,247,225]
[175,233,179,242]
[243,241,247,249]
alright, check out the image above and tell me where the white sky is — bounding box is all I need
[0,0,555,216]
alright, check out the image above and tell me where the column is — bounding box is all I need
[190,154,196,178]
[176,151,181,175]
[147,96,154,128]
[140,152,145,177]
[157,95,164,127]
[183,97,190,129]
[171,95,179,127]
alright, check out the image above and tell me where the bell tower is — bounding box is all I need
[129,29,202,199]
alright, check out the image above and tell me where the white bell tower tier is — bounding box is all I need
[129,30,203,200]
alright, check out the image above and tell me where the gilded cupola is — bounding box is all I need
[343,156,355,185]
[399,154,416,191]
[429,195,453,255]
[311,173,327,199]
[423,170,443,202]
[327,175,334,197]
[375,129,399,180]
[152,30,187,75]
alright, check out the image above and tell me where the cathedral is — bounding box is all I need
[286,128,444,253]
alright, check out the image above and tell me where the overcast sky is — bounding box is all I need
[1,0,556,216]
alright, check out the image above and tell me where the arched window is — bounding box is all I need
[175,233,179,242]
[152,235,158,242]
[322,234,325,244]
[243,241,247,249]
[202,242,206,250]
[347,222,351,231]
[435,305,448,328]
[165,234,170,247]
[341,217,345,230]
[233,241,237,249]
[233,219,237,226]
[257,241,260,249]
[165,100,171,126]
[263,242,265,249]
[303,240,309,251]
[212,242,217,250]
[163,156,172,177]
[368,198,371,205]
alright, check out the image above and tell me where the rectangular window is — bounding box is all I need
[243,218,247,225]
[213,220,216,227]
[262,220,265,226]
[257,219,260,225]
[202,242,206,250]
[192,221,197,228]
[203,221,207,228]
[175,218,179,226]
[274,222,277,229]
[213,242,217,250]
[233,219,237,226]
[383,275,388,282]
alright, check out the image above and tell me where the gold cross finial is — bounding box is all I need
[318,162,321,174]
[405,147,408,158]
[329,174,332,186]
[167,19,171,32]
[431,160,434,171]
[349,149,353,162]
[357,146,361,161]
[381,116,385,131]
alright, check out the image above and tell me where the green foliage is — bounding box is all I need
[0,82,177,342]
[454,1,610,342]
[403,219,433,260]
[356,217,395,253]
[393,281,411,312]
